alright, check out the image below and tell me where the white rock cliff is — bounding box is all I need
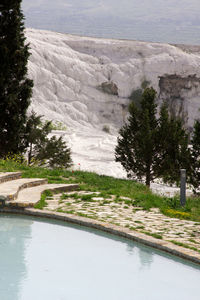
[26,28,200,194]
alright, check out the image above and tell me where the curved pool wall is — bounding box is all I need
[2,208,200,265]
[0,214,200,300]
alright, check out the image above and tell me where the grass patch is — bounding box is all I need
[123,205,129,209]
[61,193,79,200]
[34,190,53,209]
[188,239,198,244]
[1,159,200,222]
[81,194,97,202]
[129,226,137,230]
[136,225,145,229]
[65,203,72,206]
[170,240,200,253]
[98,192,110,198]
[124,199,132,205]
[56,208,75,214]
[142,231,163,239]
[101,200,111,205]
[77,212,97,219]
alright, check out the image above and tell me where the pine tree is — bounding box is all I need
[35,136,72,169]
[157,104,190,185]
[0,0,33,157]
[190,120,200,191]
[115,87,159,187]
[26,112,72,169]
[115,88,190,187]
[25,111,52,165]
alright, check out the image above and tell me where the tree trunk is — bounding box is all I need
[28,144,32,165]
[145,166,151,187]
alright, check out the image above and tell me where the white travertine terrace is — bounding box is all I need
[26,28,200,195]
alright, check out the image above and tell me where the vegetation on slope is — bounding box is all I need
[0,158,200,222]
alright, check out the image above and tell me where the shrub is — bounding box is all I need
[102,125,110,133]
[26,111,72,168]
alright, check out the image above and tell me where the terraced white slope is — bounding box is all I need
[26,29,200,194]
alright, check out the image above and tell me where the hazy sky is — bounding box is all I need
[22,0,200,44]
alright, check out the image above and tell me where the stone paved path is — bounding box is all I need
[45,190,200,253]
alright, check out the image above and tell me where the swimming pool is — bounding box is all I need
[0,215,200,300]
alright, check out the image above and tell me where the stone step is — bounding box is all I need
[0,172,22,184]
[8,183,79,208]
[0,178,48,201]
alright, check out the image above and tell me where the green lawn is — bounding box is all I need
[0,158,200,222]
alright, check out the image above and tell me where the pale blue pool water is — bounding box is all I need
[0,215,200,300]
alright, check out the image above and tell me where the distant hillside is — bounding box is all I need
[23,0,200,44]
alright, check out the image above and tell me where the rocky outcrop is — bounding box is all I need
[27,29,200,130]
[100,81,118,96]
[159,74,200,125]
[159,74,200,100]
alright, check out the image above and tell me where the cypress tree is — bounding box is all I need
[0,0,33,157]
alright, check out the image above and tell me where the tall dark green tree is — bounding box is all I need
[190,120,200,192]
[156,104,191,185]
[115,88,159,186]
[0,0,33,157]
[115,87,190,187]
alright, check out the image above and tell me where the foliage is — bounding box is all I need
[190,120,200,192]
[4,153,26,165]
[35,135,72,169]
[156,103,191,184]
[61,193,79,200]
[102,125,110,133]
[41,120,67,131]
[0,0,33,157]
[81,194,97,202]
[25,112,72,168]
[129,88,143,107]
[161,208,191,220]
[142,231,163,239]
[116,88,158,186]
[129,79,150,108]
[141,80,150,90]
[115,87,190,187]
[25,111,51,165]
[34,190,52,209]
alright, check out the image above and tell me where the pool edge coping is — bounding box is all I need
[1,207,200,266]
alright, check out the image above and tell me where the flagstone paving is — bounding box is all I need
[45,190,200,253]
